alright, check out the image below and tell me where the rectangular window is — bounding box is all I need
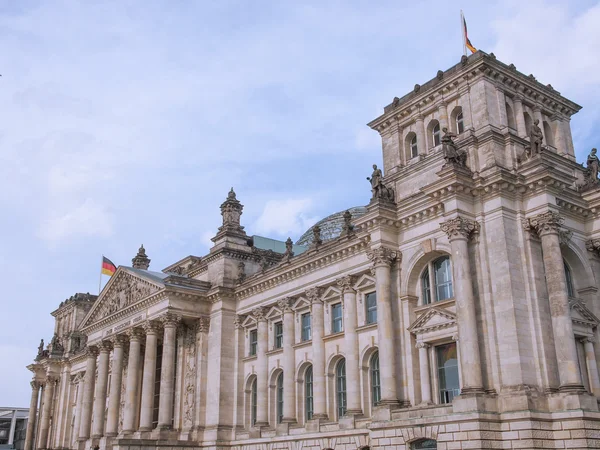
[274,322,283,349]
[301,313,312,341]
[249,329,258,356]
[365,292,377,324]
[331,303,343,333]
[436,342,460,404]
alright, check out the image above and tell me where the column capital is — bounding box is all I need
[30,380,41,390]
[415,341,430,350]
[85,345,99,358]
[99,340,113,352]
[525,211,564,237]
[143,320,161,335]
[252,306,268,322]
[126,327,145,341]
[440,216,479,241]
[160,312,181,328]
[581,336,595,344]
[513,94,524,103]
[336,275,357,293]
[586,238,600,257]
[366,246,398,267]
[110,334,128,348]
[277,297,294,313]
[45,375,59,385]
[305,287,323,304]
[234,314,246,328]
[195,316,210,333]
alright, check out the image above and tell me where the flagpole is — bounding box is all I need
[98,255,103,295]
[460,10,467,56]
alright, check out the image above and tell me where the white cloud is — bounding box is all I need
[253,198,320,239]
[37,198,115,243]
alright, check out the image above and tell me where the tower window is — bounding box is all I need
[331,303,343,333]
[456,112,464,134]
[421,256,453,305]
[365,292,377,324]
[251,378,257,426]
[370,351,381,405]
[436,343,460,404]
[301,313,312,341]
[249,329,258,356]
[274,322,283,349]
[410,135,418,158]
[432,123,441,146]
[305,366,314,420]
[336,359,347,418]
[276,372,284,424]
[564,260,575,298]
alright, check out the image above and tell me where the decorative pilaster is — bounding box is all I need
[92,341,112,437]
[193,317,210,432]
[440,217,484,394]
[366,247,400,406]
[526,211,584,392]
[337,276,361,414]
[139,321,161,431]
[306,287,327,419]
[416,342,432,404]
[38,375,58,449]
[157,313,181,429]
[24,381,41,450]
[106,335,127,436]
[79,346,99,440]
[123,328,144,433]
[252,307,269,426]
[277,298,297,423]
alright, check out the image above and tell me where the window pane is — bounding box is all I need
[366,292,377,324]
[564,260,575,297]
[434,257,453,302]
[411,136,418,158]
[457,112,464,134]
[336,359,347,418]
[305,366,313,420]
[301,313,312,341]
[332,303,343,333]
[277,372,284,423]
[251,379,257,426]
[436,343,460,404]
[371,352,381,405]
[413,439,438,449]
[249,329,258,356]
[421,268,431,305]
[433,124,441,146]
[275,322,283,349]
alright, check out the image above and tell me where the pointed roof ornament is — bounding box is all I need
[219,187,244,232]
[132,244,151,270]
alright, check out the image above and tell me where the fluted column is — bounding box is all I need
[252,307,269,426]
[338,276,361,414]
[367,247,399,406]
[92,341,112,437]
[415,115,426,156]
[440,217,484,394]
[512,96,527,137]
[123,328,144,433]
[527,212,584,392]
[79,346,99,440]
[583,337,600,397]
[139,321,160,431]
[307,287,327,419]
[38,375,57,449]
[106,335,127,436]
[24,381,41,450]
[278,299,297,423]
[157,314,180,429]
[417,342,432,404]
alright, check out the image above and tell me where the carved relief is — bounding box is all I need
[305,287,323,304]
[440,217,479,241]
[97,273,159,319]
[183,325,196,428]
[336,275,357,293]
[525,211,564,237]
[277,298,294,313]
[366,247,398,267]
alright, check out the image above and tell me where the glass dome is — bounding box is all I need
[295,206,367,247]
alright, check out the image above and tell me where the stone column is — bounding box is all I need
[415,115,426,156]
[157,314,180,429]
[440,217,484,394]
[79,346,99,440]
[417,342,432,404]
[123,328,144,433]
[7,410,17,446]
[193,317,210,432]
[527,212,584,392]
[38,376,57,449]
[583,337,600,397]
[139,321,160,431]
[367,247,400,406]
[71,374,84,447]
[24,381,41,450]
[338,276,361,414]
[278,298,297,423]
[307,287,328,419]
[92,341,112,437]
[512,96,527,137]
[106,335,127,436]
[438,102,449,131]
[252,307,269,426]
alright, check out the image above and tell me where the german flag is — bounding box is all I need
[463,15,476,54]
[101,256,117,277]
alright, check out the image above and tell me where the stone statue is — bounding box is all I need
[580,148,600,191]
[340,210,354,237]
[285,237,293,255]
[37,339,44,356]
[441,127,467,168]
[312,225,323,248]
[366,164,395,203]
[529,119,544,156]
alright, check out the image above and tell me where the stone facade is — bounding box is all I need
[24,51,600,450]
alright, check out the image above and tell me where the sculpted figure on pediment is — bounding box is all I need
[99,274,158,319]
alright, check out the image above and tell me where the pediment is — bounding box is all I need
[265,305,282,321]
[293,296,310,311]
[408,307,456,334]
[242,315,257,328]
[322,286,342,303]
[353,274,376,291]
[81,268,164,328]
[570,298,599,328]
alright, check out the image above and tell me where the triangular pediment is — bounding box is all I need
[408,307,456,334]
[242,315,257,328]
[293,296,310,311]
[570,298,599,328]
[322,286,342,303]
[353,274,376,291]
[81,268,165,328]
[265,305,282,321]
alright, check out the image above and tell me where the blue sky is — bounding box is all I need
[1,0,600,406]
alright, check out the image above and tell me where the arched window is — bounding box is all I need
[305,366,313,420]
[506,102,516,130]
[251,378,257,426]
[564,259,575,298]
[412,439,438,449]
[276,372,284,424]
[544,121,554,147]
[432,123,441,147]
[421,256,453,305]
[410,135,418,158]
[336,359,347,418]
[524,112,533,136]
[370,351,381,405]
[456,112,464,134]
